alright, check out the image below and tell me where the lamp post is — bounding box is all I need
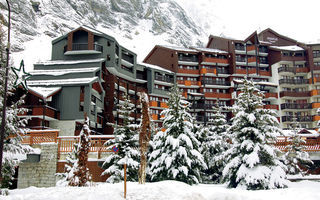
[0,0,11,182]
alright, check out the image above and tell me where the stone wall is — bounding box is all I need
[18,143,58,188]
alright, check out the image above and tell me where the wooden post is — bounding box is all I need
[124,163,127,199]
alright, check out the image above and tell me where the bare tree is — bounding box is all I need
[138,93,152,184]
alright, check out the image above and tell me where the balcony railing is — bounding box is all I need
[279,79,309,85]
[155,75,174,83]
[66,43,103,52]
[191,104,216,110]
[216,68,229,74]
[235,46,245,51]
[280,91,310,97]
[281,116,313,122]
[278,66,295,73]
[178,56,198,62]
[263,104,279,110]
[202,80,230,86]
[280,103,312,110]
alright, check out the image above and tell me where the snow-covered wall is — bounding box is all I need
[18,143,58,188]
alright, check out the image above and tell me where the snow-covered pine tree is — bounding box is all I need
[0,24,31,188]
[202,102,230,183]
[149,85,207,185]
[222,79,287,190]
[284,119,313,175]
[102,94,139,183]
[65,114,91,186]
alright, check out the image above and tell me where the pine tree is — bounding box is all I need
[222,79,287,190]
[102,94,139,183]
[202,103,230,183]
[0,23,31,188]
[284,120,313,176]
[149,85,207,185]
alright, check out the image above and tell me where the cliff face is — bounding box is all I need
[0,0,207,55]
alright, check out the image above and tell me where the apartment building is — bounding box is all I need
[144,28,320,129]
[21,26,320,133]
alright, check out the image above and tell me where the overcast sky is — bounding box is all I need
[175,0,320,43]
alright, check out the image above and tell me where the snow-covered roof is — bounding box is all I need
[142,63,173,74]
[30,67,100,76]
[159,45,198,53]
[270,45,304,51]
[27,77,98,86]
[36,58,106,66]
[191,47,228,54]
[28,87,62,98]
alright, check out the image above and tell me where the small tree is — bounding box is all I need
[138,92,152,184]
[202,103,230,183]
[0,24,31,188]
[284,120,313,176]
[149,85,206,185]
[102,94,139,183]
[65,114,91,186]
[222,79,287,190]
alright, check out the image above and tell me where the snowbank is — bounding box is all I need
[2,180,320,200]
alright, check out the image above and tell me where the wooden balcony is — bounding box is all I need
[160,102,168,108]
[20,105,60,120]
[296,67,309,73]
[235,69,247,74]
[248,68,257,74]
[247,57,257,63]
[177,80,200,86]
[246,45,256,52]
[200,68,216,74]
[149,101,157,107]
[259,71,271,76]
[151,114,158,120]
[312,102,320,108]
[264,93,278,99]
[280,91,310,98]
[263,104,279,110]
[177,68,199,74]
[311,89,320,96]
[201,80,230,86]
[203,57,228,64]
[204,93,231,99]
[21,130,59,145]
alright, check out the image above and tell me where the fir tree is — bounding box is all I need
[0,24,31,188]
[65,114,91,186]
[102,94,139,183]
[202,103,230,183]
[149,85,207,185]
[222,79,287,190]
[284,120,313,176]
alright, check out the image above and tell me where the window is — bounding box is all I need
[313,50,320,58]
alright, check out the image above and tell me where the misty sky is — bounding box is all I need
[175,0,320,43]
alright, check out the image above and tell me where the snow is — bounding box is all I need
[191,47,228,54]
[141,63,173,74]
[159,45,198,53]
[270,45,304,51]
[4,180,320,200]
[27,77,98,86]
[29,67,100,76]
[37,58,106,66]
[28,87,61,99]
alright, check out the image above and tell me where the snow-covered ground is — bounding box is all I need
[2,180,320,200]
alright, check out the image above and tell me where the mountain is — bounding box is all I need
[0,0,216,70]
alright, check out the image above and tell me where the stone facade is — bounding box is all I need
[18,143,58,188]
